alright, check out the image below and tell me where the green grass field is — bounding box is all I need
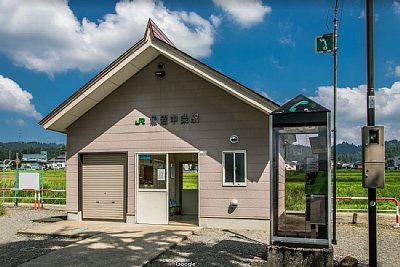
[2,169,399,212]
[182,171,198,189]
[286,169,400,211]
[0,169,66,204]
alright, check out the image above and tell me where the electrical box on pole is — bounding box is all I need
[362,126,385,188]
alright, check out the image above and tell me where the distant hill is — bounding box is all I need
[337,140,400,162]
[286,140,400,164]
[0,142,65,161]
[336,142,362,162]
[385,140,400,159]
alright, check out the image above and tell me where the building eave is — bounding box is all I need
[39,20,279,133]
[39,39,158,133]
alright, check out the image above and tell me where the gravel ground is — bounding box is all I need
[147,228,268,267]
[148,213,400,267]
[0,204,77,267]
[333,213,400,267]
[1,206,399,266]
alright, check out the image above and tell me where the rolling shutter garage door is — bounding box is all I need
[82,153,126,221]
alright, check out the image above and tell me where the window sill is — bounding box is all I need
[222,184,247,187]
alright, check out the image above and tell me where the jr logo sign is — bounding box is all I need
[135,118,145,125]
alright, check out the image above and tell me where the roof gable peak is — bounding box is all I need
[145,18,175,47]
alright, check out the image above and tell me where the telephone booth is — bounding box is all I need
[270,95,332,248]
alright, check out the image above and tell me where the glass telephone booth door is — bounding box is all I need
[270,95,332,248]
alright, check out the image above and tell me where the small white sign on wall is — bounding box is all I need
[19,173,40,190]
[157,169,166,181]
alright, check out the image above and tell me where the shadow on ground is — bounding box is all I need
[12,224,196,267]
[146,229,267,266]
[0,237,78,267]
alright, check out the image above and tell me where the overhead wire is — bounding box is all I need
[326,8,331,31]
[338,0,345,35]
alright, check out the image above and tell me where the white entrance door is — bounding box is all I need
[136,153,168,224]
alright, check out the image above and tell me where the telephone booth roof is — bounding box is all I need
[271,95,330,127]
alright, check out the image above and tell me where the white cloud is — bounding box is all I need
[270,56,284,70]
[277,20,295,47]
[278,35,296,47]
[386,61,400,77]
[395,66,400,77]
[394,1,400,15]
[0,0,217,75]
[0,75,42,120]
[212,0,271,28]
[311,82,400,144]
[260,91,270,99]
[210,14,222,27]
[358,10,366,19]
[5,118,26,127]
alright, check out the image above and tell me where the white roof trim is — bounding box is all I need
[42,41,156,132]
[42,34,277,133]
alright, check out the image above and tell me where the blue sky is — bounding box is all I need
[0,0,399,144]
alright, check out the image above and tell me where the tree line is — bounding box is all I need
[286,140,400,163]
[0,142,66,162]
[337,140,400,162]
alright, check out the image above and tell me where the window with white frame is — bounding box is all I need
[222,151,247,186]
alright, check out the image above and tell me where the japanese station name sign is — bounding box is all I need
[135,113,200,126]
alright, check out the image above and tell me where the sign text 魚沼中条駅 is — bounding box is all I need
[135,113,200,126]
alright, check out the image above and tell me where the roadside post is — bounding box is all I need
[14,153,20,207]
[315,0,339,244]
[364,1,384,266]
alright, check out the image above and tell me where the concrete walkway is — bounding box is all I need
[18,220,199,267]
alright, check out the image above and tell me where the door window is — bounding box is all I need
[138,154,167,189]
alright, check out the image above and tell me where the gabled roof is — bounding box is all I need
[39,19,279,133]
[272,94,330,114]
[145,19,175,47]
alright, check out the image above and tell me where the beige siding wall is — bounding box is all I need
[66,55,271,220]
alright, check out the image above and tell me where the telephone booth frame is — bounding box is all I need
[270,95,332,248]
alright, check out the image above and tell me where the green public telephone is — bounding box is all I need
[305,171,328,195]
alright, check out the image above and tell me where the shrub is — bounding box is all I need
[0,203,5,216]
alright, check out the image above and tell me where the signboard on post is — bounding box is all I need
[315,33,334,53]
[19,173,40,190]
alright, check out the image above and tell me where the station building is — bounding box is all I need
[40,20,279,230]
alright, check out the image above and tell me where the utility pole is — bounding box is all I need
[366,0,377,266]
[332,0,339,245]
[316,0,340,244]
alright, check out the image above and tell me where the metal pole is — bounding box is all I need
[41,166,44,208]
[332,0,339,245]
[2,160,5,203]
[14,153,19,207]
[366,0,377,266]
